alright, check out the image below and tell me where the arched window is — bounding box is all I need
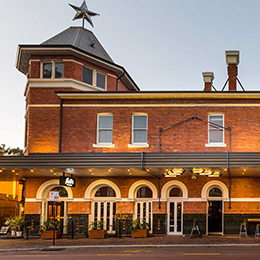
[49,187,68,198]
[136,187,153,198]
[209,187,222,197]
[169,187,183,197]
[95,186,116,197]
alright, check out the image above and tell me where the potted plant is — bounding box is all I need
[6,216,16,236]
[14,216,25,237]
[131,218,149,238]
[88,220,107,239]
[40,220,62,239]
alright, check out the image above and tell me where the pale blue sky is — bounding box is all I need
[1,0,260,148]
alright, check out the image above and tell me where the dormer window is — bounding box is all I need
[42,61,64,79]
[82,66,106,89]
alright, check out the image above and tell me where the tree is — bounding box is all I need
[0,144,23,156]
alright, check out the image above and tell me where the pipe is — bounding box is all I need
[228,127,232,153]
[59,98,63,153]
[159,116,230,153]
[158,178,161,209]
[159,128,162,153]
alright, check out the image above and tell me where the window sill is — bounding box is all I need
[205,143,226,147]
[128,143,149,148]
[93,143,115,148]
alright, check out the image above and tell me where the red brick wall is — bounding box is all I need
[24,202,41,214]
[57,105,260,153]
[28,56,131,91]
[183,202,207,214]
[28,107,60,153]
[29,61,40,78]
[24,176,260,215]
[224,202,260,214]
[116,202,134,214]
[68,202,91,214]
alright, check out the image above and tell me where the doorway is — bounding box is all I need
[47,201,64,232]
[93,201,116,233]
[208,200,222,234]
[168,201,182,235]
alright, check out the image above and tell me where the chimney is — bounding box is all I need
[225,50,239,91]
[202,72,214,91]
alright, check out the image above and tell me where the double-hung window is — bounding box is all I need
[42,61,64,78]
[129,114,148,147]
[82,67,106,89]
[83,67,93,85]
[94,114,114,147]
[206,114,225,147]
[43,63,52,78]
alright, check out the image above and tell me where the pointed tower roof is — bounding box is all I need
[41,27,113,63]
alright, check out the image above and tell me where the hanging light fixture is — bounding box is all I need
[208,171,221,177]
[164,168,185,177]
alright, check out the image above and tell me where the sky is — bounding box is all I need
[1,0,260,148]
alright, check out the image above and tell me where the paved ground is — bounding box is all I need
[1,247,260,260]
[1,235,260,250]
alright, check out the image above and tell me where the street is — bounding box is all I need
[1,247,260,260]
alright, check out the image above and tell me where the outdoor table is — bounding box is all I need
[247,219,260,235]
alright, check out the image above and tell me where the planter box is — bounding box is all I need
[88,230,107,239]
[131,229,149,238]
[41,231,62,239]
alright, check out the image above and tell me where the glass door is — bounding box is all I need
[168,201,182,235]
[94,201,116,233]
[47,201,64,233]
[135,201,153,233]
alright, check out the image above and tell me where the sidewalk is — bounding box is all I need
[1,235,260,252]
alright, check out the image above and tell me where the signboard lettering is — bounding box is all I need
[60,176,76,187]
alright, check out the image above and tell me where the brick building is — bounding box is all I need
[1,25,260,237]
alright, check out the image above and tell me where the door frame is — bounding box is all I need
[134,199,153,233]
[91,199,116,234]
[207,198,224,235]
[167,199,183,235]
[45,199,68,234]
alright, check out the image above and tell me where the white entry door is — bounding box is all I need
[93,201,116,233]
[168,201,182,235]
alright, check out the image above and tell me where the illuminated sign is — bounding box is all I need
[60,176,76,187]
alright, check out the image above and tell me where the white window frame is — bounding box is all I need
[40,60,64,79]
[82,66,107,90]
[93,113,114,148]
[128,113,149,148]
[205,113,226,147]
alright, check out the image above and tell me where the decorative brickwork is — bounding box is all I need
[24,214,41,237]
[224,214,260,234]
[67,214,88,237]
[153,214,167,235]
[183,214,206,235]
[115,214,133,237]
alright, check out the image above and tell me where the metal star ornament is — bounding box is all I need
[69,0,99,28]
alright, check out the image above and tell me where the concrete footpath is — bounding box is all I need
[1,236,260,252]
